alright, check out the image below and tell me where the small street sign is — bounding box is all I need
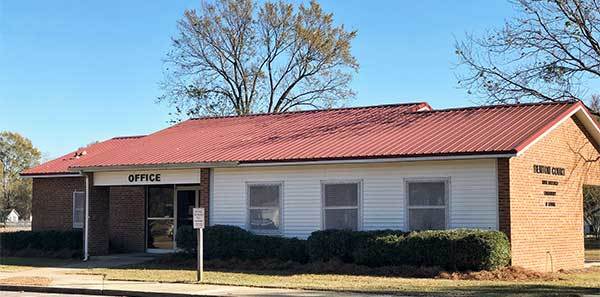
[192,207,205,282]
[193,208,205,229]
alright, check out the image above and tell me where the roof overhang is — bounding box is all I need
[516,102,600,156]
[20,173,83,179]
[237,153,517,167]
[63,153,516,172]
[69,161,240,172]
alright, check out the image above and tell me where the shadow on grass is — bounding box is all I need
[412,285,600,297]
[0,257,78,268]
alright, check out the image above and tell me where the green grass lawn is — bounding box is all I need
[2,256,599,296]
[77,264,600,297]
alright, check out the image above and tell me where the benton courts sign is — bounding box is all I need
[533,164,566,176]
[94,169,202,186]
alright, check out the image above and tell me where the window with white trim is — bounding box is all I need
[72,191,85,229]
[247,183,282,232]
[322,182,360,231]
[407,180,448,230]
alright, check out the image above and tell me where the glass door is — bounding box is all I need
[146,186,175,252]
[175,187,199,249]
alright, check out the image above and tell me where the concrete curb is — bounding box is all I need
[0,285,224,297]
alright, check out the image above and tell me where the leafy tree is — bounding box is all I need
[0,132,41,219]
[159,0,358,120]
[455,0,600,106]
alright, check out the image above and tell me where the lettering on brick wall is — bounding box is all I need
[533,165,566,176]
[128,173,161,183]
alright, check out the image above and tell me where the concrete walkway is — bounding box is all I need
[0,255,399,297]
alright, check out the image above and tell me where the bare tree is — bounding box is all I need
[455,0,600,107]
[584,185,600,238]
[159,0,358,120]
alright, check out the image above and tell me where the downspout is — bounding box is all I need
[83,173,90,261]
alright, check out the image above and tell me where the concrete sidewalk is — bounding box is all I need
[0,256,399,297]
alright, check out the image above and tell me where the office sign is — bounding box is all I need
[94,169,201,186]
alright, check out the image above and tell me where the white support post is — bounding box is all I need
[83,174,90,261]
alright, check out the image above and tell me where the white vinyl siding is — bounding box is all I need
[72,191,85,229]
[212,159,498,238]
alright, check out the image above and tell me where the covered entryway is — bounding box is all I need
[81,168,209,257]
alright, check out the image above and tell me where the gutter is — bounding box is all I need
[67,154,516,172]
[20,173,83,178]
[69,161,239,172]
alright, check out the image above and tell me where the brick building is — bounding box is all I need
[22,101,600,271]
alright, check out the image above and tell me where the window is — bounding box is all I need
[72,191,85,229]
[322,182,360,231]
[247,183,282,232]
[407,180,448,230]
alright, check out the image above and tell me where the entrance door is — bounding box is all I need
[146,186,175,252]
[176,188,197,232]
[146,185,199,253]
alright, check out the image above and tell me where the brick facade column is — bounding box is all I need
[200,168,210,226]
[497,158,511,241]
[86,173,110,256]
[109,186,146,252]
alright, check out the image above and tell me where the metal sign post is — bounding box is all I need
[192,208,205,283]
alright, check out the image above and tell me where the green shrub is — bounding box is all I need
[307,229,355,262]
[454,230,511,271]
[177,226,509,271]
[351,229,511,271]
[175,225,308,263]
[0,230,83,257]
[307,229,408,263]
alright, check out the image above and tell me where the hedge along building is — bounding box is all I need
[21,101,600,271]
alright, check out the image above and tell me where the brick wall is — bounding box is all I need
[497,158,511,240]
[109,186,145,252]
[87,173,110,256]
[31,177,85,231]
[200,168,210,226]
[503,115,600,271]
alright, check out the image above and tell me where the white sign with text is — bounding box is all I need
[93,169,202,186]
[193,208,205,229]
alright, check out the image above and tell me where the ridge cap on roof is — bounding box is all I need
[111,135,146,140]
[186,102,430,122]
[416,100,580,114]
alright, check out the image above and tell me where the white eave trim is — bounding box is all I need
[516,105,600,157]
[70,161,239,172]
[21,174,83,179]
[237,154,516,167]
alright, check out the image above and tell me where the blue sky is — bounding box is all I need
[0,0,517,159]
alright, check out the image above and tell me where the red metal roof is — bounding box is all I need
[21,136,145,175]
[23,101,590,174]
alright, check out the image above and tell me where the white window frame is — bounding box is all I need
[321,180,363,231]
[72,191,85,229]
[246,182,283,235]
[405,178,450,231]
